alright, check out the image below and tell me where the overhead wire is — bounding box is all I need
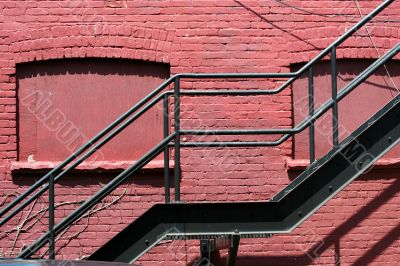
[272,0,400,23]
[353,0,400,95]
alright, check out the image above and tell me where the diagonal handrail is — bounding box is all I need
[0,76,173,219]
[0,89,172,226]
[18,133,176,258]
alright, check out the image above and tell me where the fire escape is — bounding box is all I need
[0,0,399,265]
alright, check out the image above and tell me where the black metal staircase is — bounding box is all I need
[89,64,400,263]
[0,0,399,264]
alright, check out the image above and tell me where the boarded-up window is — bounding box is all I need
[17,59,169,162]
[292,60,400,160]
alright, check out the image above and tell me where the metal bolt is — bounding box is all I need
[388,136,392,143]
[145,240,150,246]
[298,211,302,217]
[329,186,333,192]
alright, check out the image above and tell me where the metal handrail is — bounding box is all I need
[17,42,400,259]
[0,0,394,259]
[0,0,392,223]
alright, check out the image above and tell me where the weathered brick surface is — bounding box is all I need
[0,1,399,265]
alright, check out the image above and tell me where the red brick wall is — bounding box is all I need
[0,1,400,265]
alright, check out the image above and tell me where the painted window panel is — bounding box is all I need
[17,59,169,162]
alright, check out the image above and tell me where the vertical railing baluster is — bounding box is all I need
[331,46,339,148]
[163,94,170,203]
[308,67,315,163]
[174,77,181,202]
[48,174,55,259]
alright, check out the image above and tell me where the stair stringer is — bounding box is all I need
[88,94,400,263]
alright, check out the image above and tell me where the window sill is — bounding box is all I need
[286,158,400,171]
[11,160,174,174]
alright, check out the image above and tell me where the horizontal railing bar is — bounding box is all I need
[169,77,296,95]
[176,73,296,78]
[178,90,292,96]
[181,129,293,135]
[18,133,176,259]
[0,90,170,227]
[178,135,291,147]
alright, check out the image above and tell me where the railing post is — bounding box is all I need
[331,46,339,148]
[48,174,55,259]
[227,233,241,266]
[308,67,315,163]
[174,77,181,202]
[163,94,170,203]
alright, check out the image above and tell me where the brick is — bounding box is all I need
[0,0,399,264]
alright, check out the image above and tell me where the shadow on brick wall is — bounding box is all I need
[188,174,400,266]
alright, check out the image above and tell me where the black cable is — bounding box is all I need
[272,0,400,22]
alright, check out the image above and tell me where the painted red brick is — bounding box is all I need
[0,0,399,265]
